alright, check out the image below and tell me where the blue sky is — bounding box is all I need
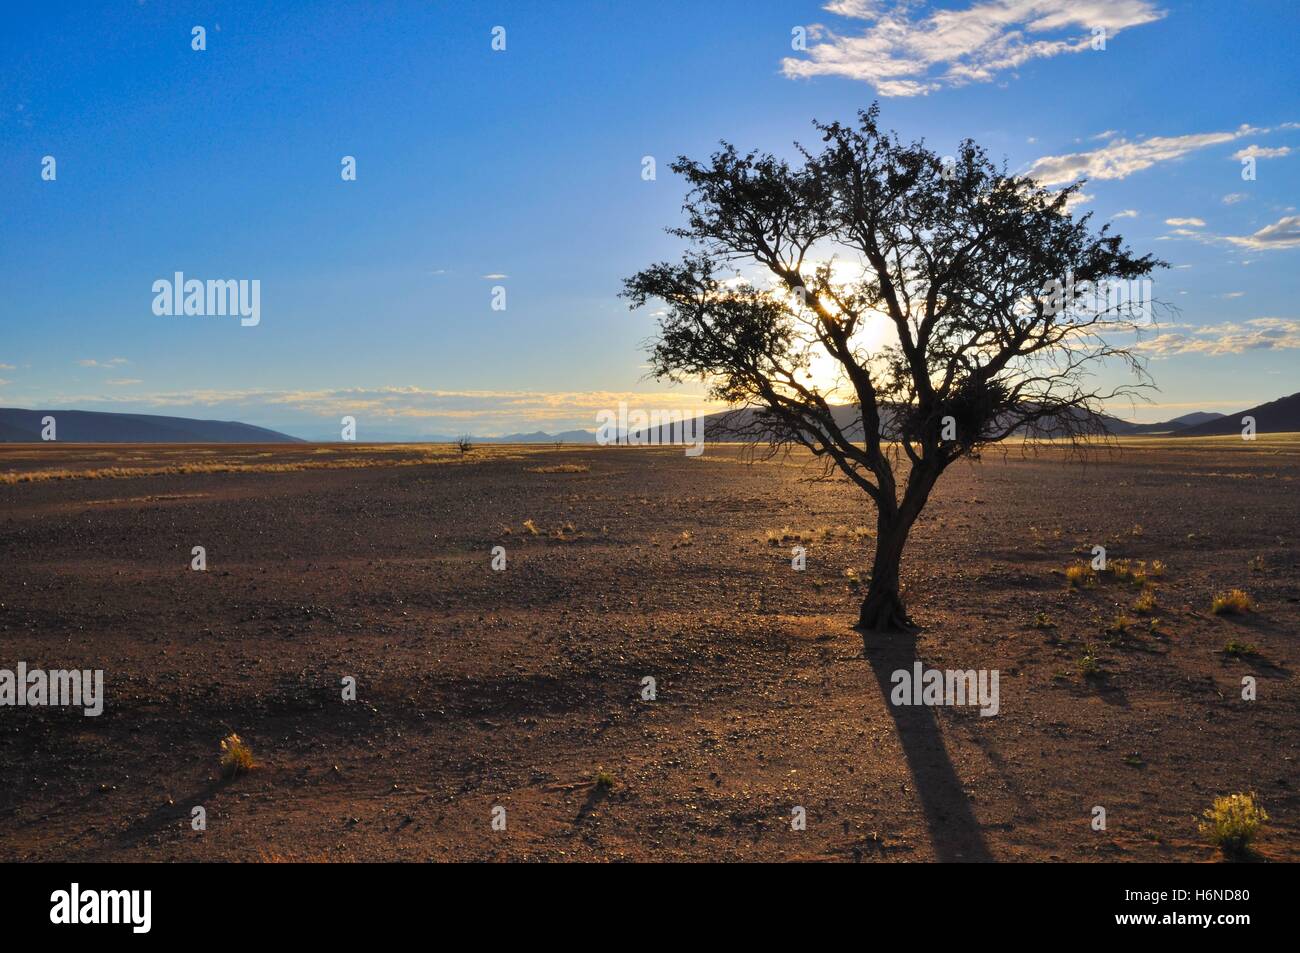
[2,0,1297,439]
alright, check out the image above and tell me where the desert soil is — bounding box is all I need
[0,439,1296,862]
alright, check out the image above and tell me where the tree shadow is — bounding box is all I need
[98,775,235,858]
[574,784,611,824]
[861,629,994,862]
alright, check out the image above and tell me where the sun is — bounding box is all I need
[785,257,896,400]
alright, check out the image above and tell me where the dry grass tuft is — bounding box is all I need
[1132,587,1158,614]
[1078,647,1103,679]
[1212,588,1255,615]
[1199,792,1268,858]
[1222,638,1258,659]
[764,524,871,545]
[1065,562,1095,587]
[219,732,255,778]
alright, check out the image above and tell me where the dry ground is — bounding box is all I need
[0,438,1296,862]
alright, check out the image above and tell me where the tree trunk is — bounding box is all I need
[857,514,917,633]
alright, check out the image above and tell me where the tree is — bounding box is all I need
[623,106,1165,633]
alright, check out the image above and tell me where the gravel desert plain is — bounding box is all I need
[1,438,1296,862]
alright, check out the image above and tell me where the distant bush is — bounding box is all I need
[1199,792,1267,858]
[1065,562,1095,587]
[219,733,255,778]
[1222,639,1258,659]
[1212,589,1254,615]
[764,525,871,545]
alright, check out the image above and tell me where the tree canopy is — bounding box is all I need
[624,106,1166,631]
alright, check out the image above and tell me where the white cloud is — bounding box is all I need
[1222,192,1248,205]
[1232,144,1292,160]
[77,357,129,368]
[1137,317,1300,356]
[782,0,1165,96]
[1111,209,1138,219]
[1224,214,1300,250]
[480,273,509,280]
[1165,217,1205,227]
[1028,124,1261,185]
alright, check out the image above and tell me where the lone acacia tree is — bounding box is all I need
[624,107,1164,632]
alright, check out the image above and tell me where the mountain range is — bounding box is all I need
[0,408,301,443]
[2,394,1296,443]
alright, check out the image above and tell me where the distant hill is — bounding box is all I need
[1123,411,1227,435]
[627,404,1142,443]
[487,429,598,444]
[0,408,302,443]
[1167,411,1229,428]
[621,401,1290,443]
[1174,392,1300,436]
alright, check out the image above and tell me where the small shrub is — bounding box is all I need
[1079,648,1102,679]
[219,733,254,778]
[1132,588,1157,614]
[765,526,791,546]
[1031,611,1056,629]
[1222,639,1258,659]
[1065,562,1095,587]
[1105,558,1163,587]
[1212,589,1254,615]
[1199,792,1268,857]
[1106,613,1137,636]
[594,769,615,790]
[522,519,540,536]
[455,436,473,454]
